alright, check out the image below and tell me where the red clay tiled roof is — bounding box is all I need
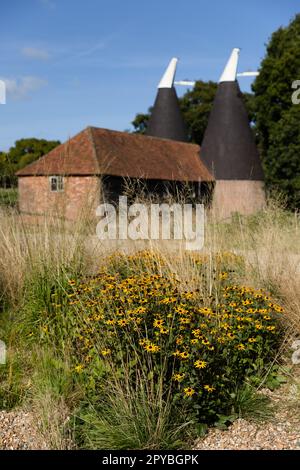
[16,127,213,182]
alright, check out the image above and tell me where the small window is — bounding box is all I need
[50,176,64,192]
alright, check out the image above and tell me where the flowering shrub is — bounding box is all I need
[59,250,283,423]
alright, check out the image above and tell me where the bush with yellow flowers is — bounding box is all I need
[59,250,283,424]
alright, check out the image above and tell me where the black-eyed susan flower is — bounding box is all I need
[194,360,207,369]
[184,387,195,397]
[144,343,160,353]
[248,337,257,343]
[190,338,199,345]
[204,385,215,392]
[179,351,190,360]
[159,327,169,335]
[266,325,276,331]
[172,373,185,382]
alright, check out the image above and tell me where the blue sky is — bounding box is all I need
[0,0,298,150]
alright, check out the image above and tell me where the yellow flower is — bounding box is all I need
[248,337,257,343]
[219,272,228,280]
[190,338,199,345]
[144,343,160,353]
[217,336,226,344]
[160,297,177,304]
[235,308,243,313]
[118,319,128,327]
[237,343,245,351]
[266,325,276,331]
[153,319,164,328]
[101,349,111,356]
[74,364,84,373]
[172,373,185,382]
[198,307,212,314]
[247,308,256,314]
[184,292,194,299]
[179,351,190,360]
[179,317,191,324]
[192,329,201,337]
[194,360,207,369]
[274,305,284,313]
[202,339,210,346]
[173,350,181,357]
[158,326,167,335]
[204,385,215,393]
[175,306,188,315]
[176,335,183,345]
[227,332,235,340]
[184,387,195,397]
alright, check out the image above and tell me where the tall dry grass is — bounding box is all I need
[0,194,299,448]
[0,197,299,327]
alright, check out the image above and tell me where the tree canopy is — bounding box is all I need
[0,138,60,186]
[252,14,300,209]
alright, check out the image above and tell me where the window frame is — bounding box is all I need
[49,175,64,192]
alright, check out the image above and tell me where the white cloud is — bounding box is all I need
[1,76,48,100]
[22,46,50,60]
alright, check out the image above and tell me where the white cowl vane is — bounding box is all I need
[219,48,240,83]
[158,57,178,88]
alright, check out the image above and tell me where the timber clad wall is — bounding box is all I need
[18,176,101,220]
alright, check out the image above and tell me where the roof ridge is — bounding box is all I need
[86,126,101,173]
[88,125,200,149]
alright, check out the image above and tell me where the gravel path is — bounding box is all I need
[195,386,300,450]
[195,417,300,450]
[0,411,48,450]
[1,385,300,450]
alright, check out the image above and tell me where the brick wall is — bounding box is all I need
[211,180,266,219]
[18,176,101,220]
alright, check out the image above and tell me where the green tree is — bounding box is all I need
[0,138,60,186]
[179,80,218,143]
[252,14,300,209]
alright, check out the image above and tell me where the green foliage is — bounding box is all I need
[179,81,218,143]
[31,250,284,449]
[263,365,289,391]
[0,138,60,187]
[252,14,300,209]
[0,311,31,409]
[75,387,191,450]
[0,188,18,208]
[227,384,273,423]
